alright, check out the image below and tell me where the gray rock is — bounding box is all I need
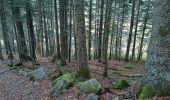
[19,69,29,77]
[30,67,50,80]
[78,78,101,94]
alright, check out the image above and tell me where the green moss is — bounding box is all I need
[137,85,155,100]
[75,67,91,81]
[52,73,75,96]
[113,79,130,89]
[52,73,75,86]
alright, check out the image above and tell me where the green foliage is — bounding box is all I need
[136,85,155,100]
[78,78,101,95]
[75,67,91,81]
[113,79,130,89]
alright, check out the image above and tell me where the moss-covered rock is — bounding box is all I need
[78,78,101,95]
[136,86,155,100]
[113,79,130,89]
[75,67,91,81]
[52,73,75,96]
[29,67,50,81]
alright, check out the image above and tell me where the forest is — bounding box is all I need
[0,0,169,99]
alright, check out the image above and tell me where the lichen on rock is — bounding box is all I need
[78,78,101,95]
[29,67,50,81]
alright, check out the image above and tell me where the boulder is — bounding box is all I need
[29,67,50,81]
[19,69,29,77]
[78,78,101,95]
[113,79,130,89]
[52,73,75,96]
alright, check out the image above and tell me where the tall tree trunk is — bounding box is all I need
[118,0,125,61]
[25,0,36,60]
[137,0,150,61]
[73,2,77,60]
[0,0,13,57]
[109,4,116,60]
[42,1,49,56]
[12,14,21,61]
[125,0,136,61]
[88,0,92,60]
[93,0,99,60]
[59,0,67,66]
[1,0,13,62]
[102,0,113,77]
[37,0,44,56]
[74,0,90,79]
[54,0,60,59]
[98,0,104,62]
[68,0,73,62]
[11,0,29,62]
[115,1,120,60]
[131,0,140,60]
[64,1,68,59]
[140,0,170,97]
[0,41,3,60]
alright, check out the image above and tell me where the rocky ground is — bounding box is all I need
[0,59,169,100]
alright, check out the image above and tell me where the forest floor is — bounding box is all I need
[0,58,169,100]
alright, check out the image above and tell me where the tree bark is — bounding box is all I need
[68,0,73,62]
[118,0,125,61]
[125,0,136,61]
[25,0,36,60]
[74,0,90,79]
[88,0,92,60]
[141,0,170,96]
[0,41,3,60]
[98,0,104,62]
[37,0,44,56]
[54,0,60,59]
[137,0,150,61]
[59,0,67,66]
[0,0,13,60]
[131,0,140,60]
[42,0,49,56]
[11,0,29,61]
[102,0,113,77]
